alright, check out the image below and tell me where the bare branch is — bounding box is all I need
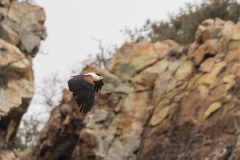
[90,37,115,68]
[33,72,65,109]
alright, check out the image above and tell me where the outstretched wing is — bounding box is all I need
[94,73,104,92]
[68,75,95,113]
[93,80,104,92]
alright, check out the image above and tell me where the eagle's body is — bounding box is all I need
[68,72,104,113]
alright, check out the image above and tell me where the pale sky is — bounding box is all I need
[25,0,201,119]
[33,0,201,79]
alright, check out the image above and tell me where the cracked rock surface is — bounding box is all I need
[24,18,240,160]
[0,1,46,159]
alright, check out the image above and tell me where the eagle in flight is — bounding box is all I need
[68,72,104,113]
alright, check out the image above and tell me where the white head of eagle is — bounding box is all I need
[68,72,104,113]
[83,72,103,81]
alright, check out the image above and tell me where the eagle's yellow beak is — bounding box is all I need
[100,76,103,80]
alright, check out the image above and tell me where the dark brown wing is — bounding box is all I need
[68,75,95,113]
[93,80,104,92]
[93,73,104,92]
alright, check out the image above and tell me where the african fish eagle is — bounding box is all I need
[68,72,104,113]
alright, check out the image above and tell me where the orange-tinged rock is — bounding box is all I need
[120,115,133,133]
[225,49,240,62]
[175,61,193,81]
[186,74,202,91]
[133,83,151,91]
[201,26,221,42]
[25,17,240,160]
[164,82,187,100]
[153,41,169,59]
[204,39,219,55]
[196,18,223,43]
[203,102,222,119]
[153,39,183,59]
[230,62,240,76]
[211,61,227,76]
[166,78,177,93]
[223,74,235,84]
[150,105,169,126]
[195,39,219,66]
[223,94,233,102]
[106,42,158,80]
[152,71,172,105]
[197,85,209,97]
[210,85,226,102]
[199,58,215,73]
[117,91,150,120]
[114,82,134,94]
[168,60,181,72]
[142,105,154,126]
[178,90,204,126]
[198,73,217,86]
[225,80,236,92]
[103,92,150,159]
[228,40,240,50]
[195,43,206,65]
[106,42,131,71]
[131,59,169,87]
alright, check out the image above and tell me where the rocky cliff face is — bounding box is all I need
[24,17,240,160]
[0,0,46,159]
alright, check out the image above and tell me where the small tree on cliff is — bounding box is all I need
[15,116,43,151]
[123,0,240,45]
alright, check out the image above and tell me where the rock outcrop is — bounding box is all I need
[0,0,46,158]
[24,17,240,160]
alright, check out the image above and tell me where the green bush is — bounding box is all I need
[15,136,28,151]
[123,0,240,45]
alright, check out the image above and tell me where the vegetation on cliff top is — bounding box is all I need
[123,0,240,45]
